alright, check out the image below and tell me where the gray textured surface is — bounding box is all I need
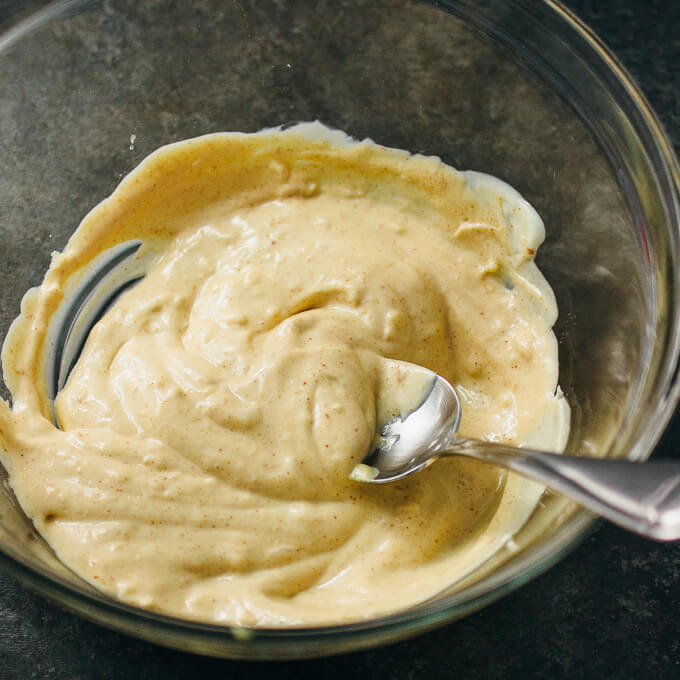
[0,0,679,678]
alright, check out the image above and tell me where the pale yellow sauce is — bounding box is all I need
[0,123,569,626]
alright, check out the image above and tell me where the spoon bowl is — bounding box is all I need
[361,368,461,482]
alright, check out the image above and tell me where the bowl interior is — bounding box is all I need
[0,0,678,659]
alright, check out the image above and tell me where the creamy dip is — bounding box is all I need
[0,123,569,627]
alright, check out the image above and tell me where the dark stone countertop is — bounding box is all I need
[0,1,679,678]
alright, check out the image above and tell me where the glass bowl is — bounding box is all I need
[0,0,678,659]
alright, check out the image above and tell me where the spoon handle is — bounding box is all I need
[443,439,680,541]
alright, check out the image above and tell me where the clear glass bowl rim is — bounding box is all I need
[0,0,679,658]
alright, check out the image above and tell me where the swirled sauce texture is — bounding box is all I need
[0,124,569,626]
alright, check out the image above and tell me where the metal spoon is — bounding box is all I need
[355,362,680,541]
